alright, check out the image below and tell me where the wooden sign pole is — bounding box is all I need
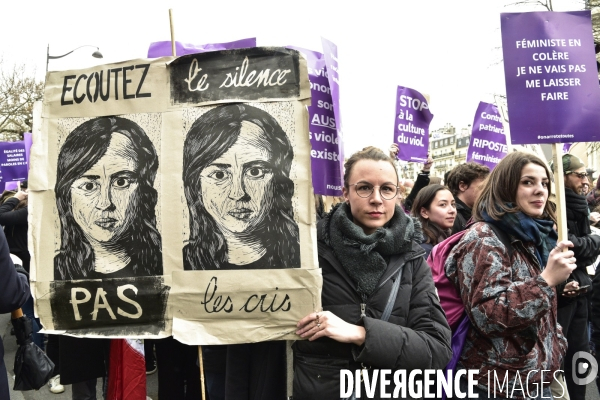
[166,10,208,399]
[552,143,568,243]
[169,9,176,57]
[324,196,334,213]
[198,346,206,400]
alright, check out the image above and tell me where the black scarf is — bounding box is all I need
[565,187,591,235]
[320,203,418,300]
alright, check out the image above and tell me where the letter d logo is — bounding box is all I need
[572,351,598,385]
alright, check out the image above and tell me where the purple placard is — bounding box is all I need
[287,46,343,196]
[501,11,600,144]
[4,182,17,191]
[0,141,28,185]
[393,86,433,163]
[23,132,32,163]
[147,38,256,58]
[466,102,508,170]
[321,38,344,183]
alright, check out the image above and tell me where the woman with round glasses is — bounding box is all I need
[293,147,452,399]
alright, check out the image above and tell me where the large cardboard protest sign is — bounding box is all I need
[466,102,508,169]
[501,11,600,144]
[393,86,433,163]
[30,47,321,343]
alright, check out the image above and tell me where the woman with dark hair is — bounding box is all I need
[411,184,456,258]
[445,151,575,398]
[183,103,299,271]
[54,116,162,280]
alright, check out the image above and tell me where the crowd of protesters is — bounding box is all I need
[2,146,600,400]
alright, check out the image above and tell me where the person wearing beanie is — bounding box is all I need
[558,154,599,400]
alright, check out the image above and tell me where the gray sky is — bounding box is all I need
[0,0,585,155]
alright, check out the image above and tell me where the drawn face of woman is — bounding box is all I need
[200,121,275,234]
[70,132,139,243]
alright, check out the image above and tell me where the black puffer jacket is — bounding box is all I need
[0,197,30,272]
[293,221,452,400]
[0,197,27,250]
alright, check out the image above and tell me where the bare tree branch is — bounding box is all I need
[0,58,43,138]
[506,0,554,10]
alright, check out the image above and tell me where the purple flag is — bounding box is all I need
[147,38,256,58]
[321,38,344,182]
[0,141,28,185]
[287,46,343,196]
[501,11,600,144]
[466,102,508,170]
[394,86,433,163]
[563,143,573,153]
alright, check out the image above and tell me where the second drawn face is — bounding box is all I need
[70,132,139,243]
[200,121,275,234]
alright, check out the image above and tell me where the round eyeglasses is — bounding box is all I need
[348,183,399,200]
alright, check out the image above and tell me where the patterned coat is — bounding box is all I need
[445,222,567,398]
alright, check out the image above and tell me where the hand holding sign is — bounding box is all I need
[14,191,27,201]
[422,153,433,172]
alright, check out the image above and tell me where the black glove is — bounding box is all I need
[11,316,33,346]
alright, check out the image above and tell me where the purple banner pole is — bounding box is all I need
[0,141,28,186]
[501,11,600,144]
[287,46,343,196]
[321,38,344,184]
[393,86,433,163]
[147,38,256,58]
[466,102,508,170]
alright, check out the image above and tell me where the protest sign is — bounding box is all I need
[147,38,256,58]
[288,46,343,196]
[393,86,433,162]
[0,141,28,185]
[0,133,34,191]
[31,47,321,342]
[466,102,508,169]
[501,11,600,144]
